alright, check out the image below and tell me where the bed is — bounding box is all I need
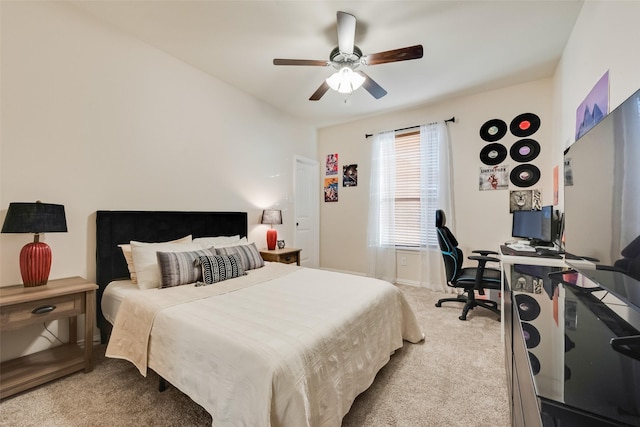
[96,210,424,427]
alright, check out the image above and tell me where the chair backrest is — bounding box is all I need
[435,210,463,284]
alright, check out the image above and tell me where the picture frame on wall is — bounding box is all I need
[343,164,357,187]
[324,177,338,202]
[326,153,338,175]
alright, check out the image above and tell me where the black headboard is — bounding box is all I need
[95,210,247,341]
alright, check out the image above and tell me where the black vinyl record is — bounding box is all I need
[510,113,540,137]
[480,143,507,165]
[521,322,541,348]
[510,139,541,162]
[515,294,541,321]
[528,352,541,375]
[510,164,541,187]
[480,119,508,142]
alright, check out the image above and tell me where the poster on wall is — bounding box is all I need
[326,153,338,175]
[343,164,358,187]
[324,177,338,202]
[479,165,509,191]
[575,70,609,141]
[509,189,542,212]
[553,165,559,205]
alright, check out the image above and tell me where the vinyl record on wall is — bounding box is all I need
[521,322,541,348]
[515,294,541,321]
[510,113,540,137]
[480,143,507,165]
[480,119,508,142]
[528,352,541,375]
[510,139,541,162]
[510,164,541,187]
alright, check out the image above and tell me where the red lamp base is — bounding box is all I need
[19,241,52,287]
[266,228,278,250]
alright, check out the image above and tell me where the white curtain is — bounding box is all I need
[420,122,455,292]
[367,130,397,283]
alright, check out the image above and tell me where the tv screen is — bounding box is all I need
[564,88,640,281]
[512,206,553,244]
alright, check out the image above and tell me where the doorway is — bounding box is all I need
[294,155,319,268]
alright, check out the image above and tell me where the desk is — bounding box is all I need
[500,247,640,426]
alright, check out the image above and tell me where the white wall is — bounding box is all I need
[0,2,316,359]
[318,79,554,278]
[318,0,640,282]
[551,0,640,174]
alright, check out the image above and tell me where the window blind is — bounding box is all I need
[394,131,422,247]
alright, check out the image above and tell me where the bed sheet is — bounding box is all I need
[101,279,139,324]
[107,264,424,426]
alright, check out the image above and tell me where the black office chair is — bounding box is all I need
[435,210,501,320]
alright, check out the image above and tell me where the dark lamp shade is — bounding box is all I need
[261,209,283,225]
[2,202,68,234]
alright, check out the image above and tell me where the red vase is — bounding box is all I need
[266,228,278,250]
[19,242,52,287]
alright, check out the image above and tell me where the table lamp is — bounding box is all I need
[261,209,282,250]
[1,201,67,287]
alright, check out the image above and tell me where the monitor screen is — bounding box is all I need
[512,206,553,244]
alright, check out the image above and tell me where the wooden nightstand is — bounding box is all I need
[0,276,98,399]
[260,248,302,266]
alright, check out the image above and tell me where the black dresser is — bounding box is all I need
[503,263,640,426]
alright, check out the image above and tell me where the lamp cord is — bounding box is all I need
[42,322,65,345]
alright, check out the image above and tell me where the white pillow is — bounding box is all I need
[193,236,248,249]
[131,241,203,289]
[118,235,192,284]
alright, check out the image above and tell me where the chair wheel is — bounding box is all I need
[435,302,442,307]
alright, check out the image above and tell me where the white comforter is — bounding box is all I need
[106,263,424,427]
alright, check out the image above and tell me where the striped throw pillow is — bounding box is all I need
[198,254,245,284]
[157,247,216,288]
[215,242,264,271]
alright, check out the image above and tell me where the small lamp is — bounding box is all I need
[261,209,282,251]
[1,201,67,287]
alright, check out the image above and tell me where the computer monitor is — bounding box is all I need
[512,206,553,245]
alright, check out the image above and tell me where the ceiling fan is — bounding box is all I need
[273,11,423,101]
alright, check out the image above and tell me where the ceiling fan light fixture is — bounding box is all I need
[326,67,365,94]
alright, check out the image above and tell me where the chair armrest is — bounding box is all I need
[468,255,500,264]
[472,249,499,256]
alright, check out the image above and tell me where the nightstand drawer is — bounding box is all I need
[259,248,301,266]
[0,293,84,331]
[280,255,297,264]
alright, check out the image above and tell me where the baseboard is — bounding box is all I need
[395,279,420,287]
[318,267,366,276]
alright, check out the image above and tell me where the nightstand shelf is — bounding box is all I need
[259,248,302,266]
[0,276,97,399]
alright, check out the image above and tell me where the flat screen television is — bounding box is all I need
[512,205,553,246]
[564,87,640,285]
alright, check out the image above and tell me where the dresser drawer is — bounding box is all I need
[0,293,84,331]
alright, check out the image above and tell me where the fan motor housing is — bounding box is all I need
[330,46,363,68]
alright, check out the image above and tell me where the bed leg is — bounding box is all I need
[159,377,169,392]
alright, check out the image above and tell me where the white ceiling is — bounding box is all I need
[70,1,584,128]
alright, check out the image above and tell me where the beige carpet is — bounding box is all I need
[0,285,509,427]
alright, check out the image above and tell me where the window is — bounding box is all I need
[382,130,440,248]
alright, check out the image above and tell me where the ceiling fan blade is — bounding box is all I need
[357,71,387,99]
[364,45,424,65]
[273,59,329,66]
[309,81,330,101]
[337,11,356,55]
